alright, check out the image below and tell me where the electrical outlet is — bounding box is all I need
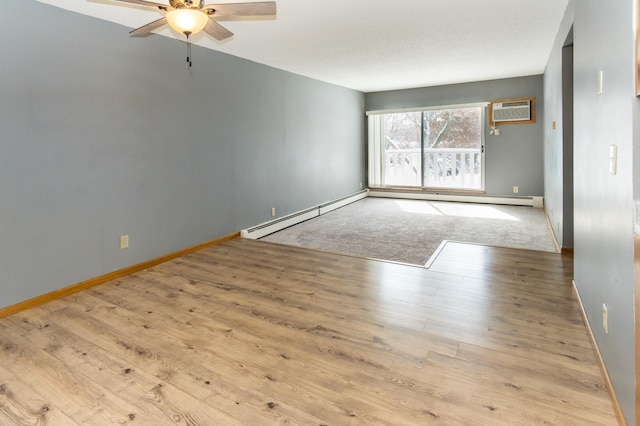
[602,304,608,334]
[271,207,276,217]
[513,186,519,194]
[120,235,129,250]
[359,182,364,190]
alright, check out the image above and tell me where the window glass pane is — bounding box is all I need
[424,108,481,149]
[423,107,483,190]
[383,112,422,186]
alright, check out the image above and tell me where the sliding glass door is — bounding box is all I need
[368,104,485,191]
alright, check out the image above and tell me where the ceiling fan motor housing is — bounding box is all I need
[170,0,204,8]
[114,0,277,42]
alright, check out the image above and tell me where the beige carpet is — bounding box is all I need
[260,197,558,266]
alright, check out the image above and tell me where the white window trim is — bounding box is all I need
[366,102,489,116]
[367,114,384,186]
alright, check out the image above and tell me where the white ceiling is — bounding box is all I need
[36,0,569,92]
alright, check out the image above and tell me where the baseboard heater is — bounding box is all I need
[368,189,543,208]
[241,190,369,239]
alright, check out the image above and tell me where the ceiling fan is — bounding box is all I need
[105,0,276,41]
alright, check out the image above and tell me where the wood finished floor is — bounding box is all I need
[0,238,617,425]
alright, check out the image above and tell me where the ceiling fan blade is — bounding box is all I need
[105,0,168,10]
[202,2,276,19]
[130,17,168,36]
[204,19,234,40]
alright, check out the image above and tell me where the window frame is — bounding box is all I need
[367,102,488,192]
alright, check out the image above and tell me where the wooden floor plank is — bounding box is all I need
[13,301,248,425]
[0,238,617,425]
[0,368,80,426]
[1,319,144,424]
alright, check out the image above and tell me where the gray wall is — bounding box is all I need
[561,43,574,248]
[543,8,574,249]
[544,1,636,422]
[0,1,365,309]
[365,76,544,197]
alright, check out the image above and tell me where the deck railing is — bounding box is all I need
[384,148,482,189]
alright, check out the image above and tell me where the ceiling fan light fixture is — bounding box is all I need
[166,8,209,35]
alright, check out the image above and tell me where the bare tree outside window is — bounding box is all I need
[424,108,482,149]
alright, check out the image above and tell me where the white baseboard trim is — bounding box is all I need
[241,190,369,240]
[369,189,544,208]
[571,280,626,424]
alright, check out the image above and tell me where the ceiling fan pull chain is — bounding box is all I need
[185,32,193,67]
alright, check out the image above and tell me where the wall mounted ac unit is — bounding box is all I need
[490,97,535,125]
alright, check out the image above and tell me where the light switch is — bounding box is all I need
[609,144,617,175]
[597,70,604,95]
